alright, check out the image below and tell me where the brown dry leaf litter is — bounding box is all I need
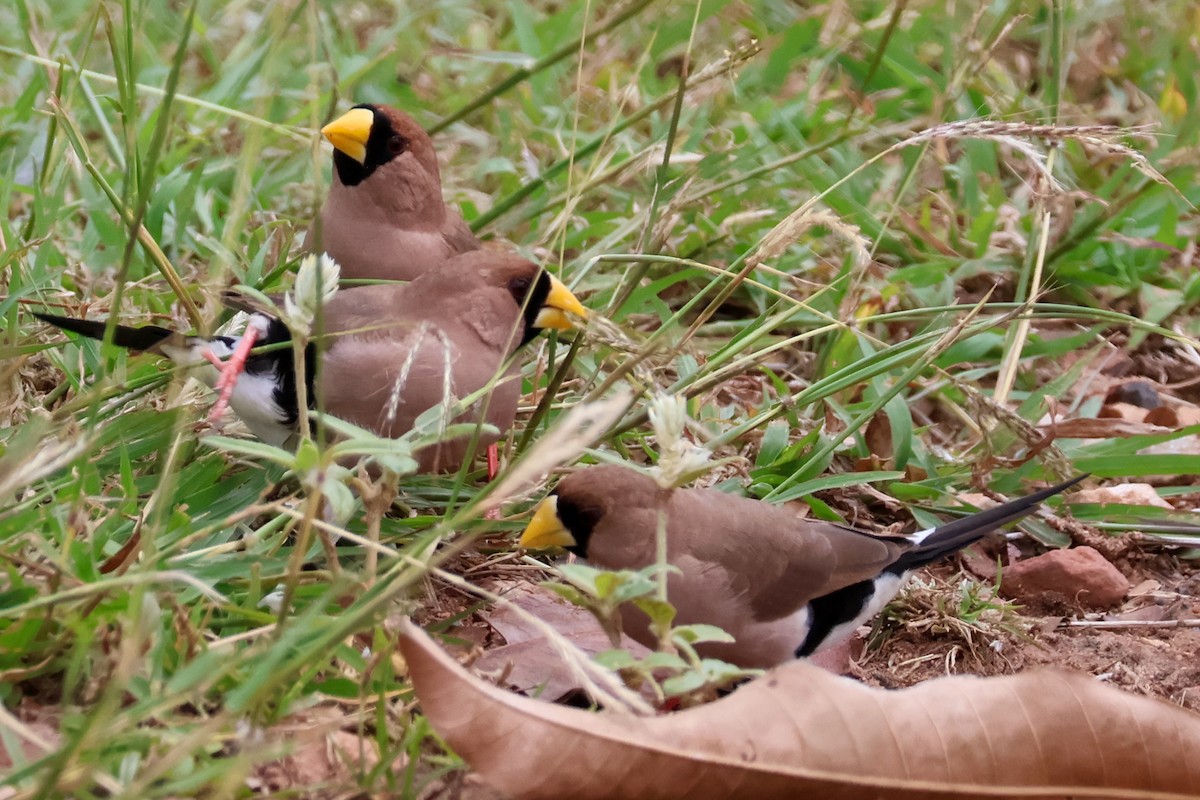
[398,620,1200,800]
[472,581,653,702]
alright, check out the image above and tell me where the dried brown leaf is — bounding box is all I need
[1175,405,1200,427]
[1143,407,1179,427]
[0,700,60,770]
[1145,405,1200,428]
[476,582,653,701]
[246,707,390,795]
[863,410,893,462]
[1099,402,1152,422]
[399,621,1200,800]
[1142,435,1200,457]
[1040,417,1171,439]
[1071,484,1174,510]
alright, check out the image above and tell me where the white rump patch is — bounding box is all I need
[908,525,936,545]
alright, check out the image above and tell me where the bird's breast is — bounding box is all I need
[226,369,295,447]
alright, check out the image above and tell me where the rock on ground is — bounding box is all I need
[1000,546,1130,609]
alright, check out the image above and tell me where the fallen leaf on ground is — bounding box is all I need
[1128,579,1163,597]
[805,634,856,675]
[399,620,1200,800]
[1099,398,1145,419]
[475,582,652,701]
[1040,417,1171,439]
[1142,434,1200,457]
[1070,484,1173,509]
[246,706,399,794]
[0,700,60,770]
[1144,405,1200,428]
[864,410,893,463]
[954,492,998,510]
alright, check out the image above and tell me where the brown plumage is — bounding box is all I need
[520,465,1084,667]
[36,252,586,473]
[315,104,479,282]
[315,251,583,471]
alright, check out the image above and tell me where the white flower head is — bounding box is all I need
[648,393,686,447]
[648,393,712,488]
[284,252,340,333]
[258,589,286,614]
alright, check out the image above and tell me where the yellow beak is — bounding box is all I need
[533,275,589,332]
[519,496,577,550]
[321,107,374,164]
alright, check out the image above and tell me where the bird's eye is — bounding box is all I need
[508,277,532,300]
[388,135,408,155]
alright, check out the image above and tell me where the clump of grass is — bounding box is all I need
[863,573,1033,673]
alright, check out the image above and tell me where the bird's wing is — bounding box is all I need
[671,490,911,623]
[316,291,517,445]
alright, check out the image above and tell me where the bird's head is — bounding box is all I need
[519,466,661,556]
[519,492,598,557]
[507,268,589,344]
[451,253,589,346]
[321,104,441,190]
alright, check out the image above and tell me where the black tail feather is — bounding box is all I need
[894,474,1089,571]
[34,312,176,352]
[796,475,1088,658]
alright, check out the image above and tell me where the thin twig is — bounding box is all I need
[1063,619,1200,630]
